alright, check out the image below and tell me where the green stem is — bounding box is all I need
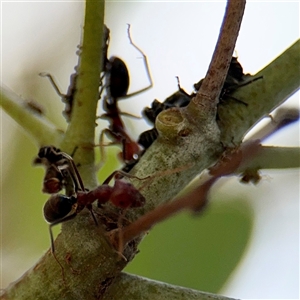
[237,146,300,171]
[103,273,238,300]
[0,86,63,146]
[60,0,105,189]
[218,39,300,145]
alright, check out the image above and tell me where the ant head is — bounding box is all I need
[43,194,77,223]
[110,180,146,209]
[38,146,60,160]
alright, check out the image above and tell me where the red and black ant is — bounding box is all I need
[38,146,146,252]
[98,24,153,167]
[33,146,82,195]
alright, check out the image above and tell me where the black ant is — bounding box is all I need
[39,147,146,252]
[194,56,262,105]
[98,24,153,167]
[139,57,263,148]
[142,77,191,125]
[138,77,191,149]
[40,25,110,122]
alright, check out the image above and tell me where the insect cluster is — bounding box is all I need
[34,146,145,252]
[36,24,261,252]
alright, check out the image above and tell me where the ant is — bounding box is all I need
[139,77,191,149]
[33,146,81,195]
[39,147,146,253]
[39,71,77,122]
[194,56,263,106]
[138,57,263,148]
[142,77,191,125]
[98,24,153,167]
[40,25,110,122]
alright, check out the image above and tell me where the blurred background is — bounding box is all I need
[1,1,299,299]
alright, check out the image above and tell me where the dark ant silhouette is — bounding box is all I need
[98,24,153,167]
[194,56,263,106]
[138,57,263,148]
[39,147,146,252]
[142,77,191,126]
[137,128,159,150]
[138,77,191,149]
[39,72,77,122]
[39,25,110,122]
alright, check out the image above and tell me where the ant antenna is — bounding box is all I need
[175,76,182,90]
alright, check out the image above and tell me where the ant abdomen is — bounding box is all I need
[43,194,77,223]
[107,57,130,99]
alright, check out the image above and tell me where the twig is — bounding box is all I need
[193,0,246,110]
[111,140,261,248]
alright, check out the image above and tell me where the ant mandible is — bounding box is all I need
[98,24,153,167]
[39,146,146,252]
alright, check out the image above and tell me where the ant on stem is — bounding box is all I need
[98,24,153,168]
[33,146,81,195]
[38,146,146,253]
[39,25,110,122]
[138,56,263,148]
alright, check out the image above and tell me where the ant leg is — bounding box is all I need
[39,72,64,97]
[116,209,128,261]
[239,75,263,87]
[70,146,79,157]
[222,95,248,106]
[222,76,263,106]
[48,211,78,253]
[86,204,98,226]
[102,170,149,185]
[96,129,109,169]
[49,224,56,254]
[116,24,153,99]
[226,75,263,93]
[136,164,193,192]
[99,72,106,99]
[59,152,85,192]
[119,111,142,120]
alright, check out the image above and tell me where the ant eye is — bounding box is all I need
[43,195,76,223]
